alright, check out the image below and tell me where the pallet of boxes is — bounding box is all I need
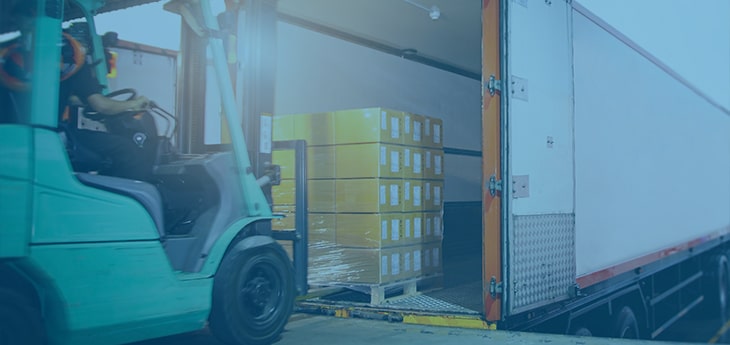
[272,107,444,304]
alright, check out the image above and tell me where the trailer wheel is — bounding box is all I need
[705,255,730,336]
[614,306,640,339]
[0,288,44,345]
[210,242,294,345]
[572,327,592,336]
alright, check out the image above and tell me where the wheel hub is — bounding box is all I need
[244,276,273,309]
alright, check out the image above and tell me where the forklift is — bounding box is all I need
[0,0,305,344]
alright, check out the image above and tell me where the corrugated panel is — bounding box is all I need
[508,213,575,314]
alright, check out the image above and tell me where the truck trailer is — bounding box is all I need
[256,0,730,340]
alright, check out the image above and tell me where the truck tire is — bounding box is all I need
[210,242,294,345]
[0,288,44,345]
[614,306,640,339]
[572,327,592,336]
[705,254,730,338]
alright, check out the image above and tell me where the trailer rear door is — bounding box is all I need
[498,0,578,317]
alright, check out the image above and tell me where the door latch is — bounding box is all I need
[489,276,503,298]
[487,75,501,96]
[488,175,502,196]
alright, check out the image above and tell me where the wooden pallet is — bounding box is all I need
[368,279,419,305]
[316,275,443,305]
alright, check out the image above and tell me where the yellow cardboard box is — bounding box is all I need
[309,146,336,179]
[424,116,443,148]
[276,112,336,145]
[333,108,404,145]
[295,112,336,146]
[273,146,336,179]
[423,211,444,243]
[404,113,425,147]
[402,147,424,179]
[422,180,444,212]
[272,180,296,205]
[422,241,443,276]
[400,212,423,245]
[309,179,337,213]
[401,180,423,212]
[402,244,437,279]
[273,114,295,141]
[308,246,411,285]
[424,149,445,180]
[273,179,336,212]
[310,213,337,244]
[272,150,295,180]
[272,206,337,244]
[335,179,402,213]
[336,213,407,248]
[402,245,429,280]
[277,241,338,278]
[335,143,403,179]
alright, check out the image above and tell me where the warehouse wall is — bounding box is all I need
[275,21,483,203]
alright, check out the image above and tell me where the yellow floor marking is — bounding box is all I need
[402,314,495,330]
[708,319,730,344]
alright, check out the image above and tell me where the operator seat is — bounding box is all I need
[75,172,165,237]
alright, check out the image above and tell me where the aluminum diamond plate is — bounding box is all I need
[509,213,576,314]
[386,295,477,314]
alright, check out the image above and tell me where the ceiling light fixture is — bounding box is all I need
[403,0,441,20]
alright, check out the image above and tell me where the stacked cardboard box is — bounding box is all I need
[272,107,444,286]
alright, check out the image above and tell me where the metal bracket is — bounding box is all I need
[488,175,502,196]
[489,276,503,298]
[510,75,529,101]
[487,75,501,96]
[512,175,530,198]
[513,0,528,8]
[571,284,585,298]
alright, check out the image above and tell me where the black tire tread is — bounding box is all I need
[614,306,640,339]
[209,242,294,345]
[0,288,44,345]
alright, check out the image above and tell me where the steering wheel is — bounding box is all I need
[83,88,142,121]
[105,88,137,102]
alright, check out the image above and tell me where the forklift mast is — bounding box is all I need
[165,0,273,216]
[170,0,277,217]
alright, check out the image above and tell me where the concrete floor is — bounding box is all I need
[138,313,700,345]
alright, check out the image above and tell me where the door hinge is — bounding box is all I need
[486,75,501,96]
[488,175,502,196]
[489,276,503,298]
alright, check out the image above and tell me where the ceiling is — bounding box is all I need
[0,0,482,77]
[276,0,483,77]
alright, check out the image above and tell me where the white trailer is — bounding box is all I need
[107,0,730,340]
[267,0,730,340]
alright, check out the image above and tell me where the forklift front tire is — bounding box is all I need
[0,288,44,345]
[210,239,294,345]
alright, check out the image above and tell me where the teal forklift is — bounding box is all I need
[0,0,307,344]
